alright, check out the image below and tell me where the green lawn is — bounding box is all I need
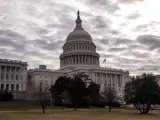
[0,101,42,110]
[0,109,160,120]
[0,101,160,120]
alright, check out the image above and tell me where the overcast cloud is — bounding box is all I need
[0,0,160,75]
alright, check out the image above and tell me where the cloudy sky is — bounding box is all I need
[0,0,160,75]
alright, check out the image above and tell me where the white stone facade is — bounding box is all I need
[0,59,27,91]
[27,65,66,92]
[27,11,130,98]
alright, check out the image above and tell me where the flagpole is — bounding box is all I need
[103,58,106,68]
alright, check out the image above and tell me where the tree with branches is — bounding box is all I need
[36,81,50,113]
[103,86,117,112]
[124,73,160,114]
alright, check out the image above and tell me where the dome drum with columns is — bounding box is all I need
[60,11,100,68]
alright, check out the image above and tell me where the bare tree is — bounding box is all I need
[36,81,50,113]
[103,86,117,112]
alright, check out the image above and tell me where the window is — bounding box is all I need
[16,75,18,80]
[6,74,9,80]
[11,74,13,80]
[11,84,14,91]
[21,75,23,81]
[6,84,9,90]
[1,74,3,80]
[16,84,19,91]
[0,84,4,90]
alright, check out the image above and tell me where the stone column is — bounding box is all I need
[91,56,92,64]
[102,73,104,84]
[0,66,1,81]
[116,74,118,86]
[63,58,64,66]
[113,75,115,86]
[73,56,74,64]
[68,56,70,64]
[78,55,80,64]
[9,66,12,81]
[70,56,72,64]
[106,73,108,86]
[120,75,122,86]
[93,56,95,65]
[109,74,111,86]
[85,55,87,64]
[65,57,67,65]
[4,66,6,81]
[97,57,99,65]
[71,56,72,64]
[89,55,91,64]
[79,55,81,64]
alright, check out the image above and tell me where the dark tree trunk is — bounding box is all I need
[109,105,111,112]
[134,103,143,114]
[41,104,46,114]
[74,104,78,110]
[144,104,151,114]
[42,108,45,113]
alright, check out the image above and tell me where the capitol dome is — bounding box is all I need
[60,11,100,68]
[66,29,92,41]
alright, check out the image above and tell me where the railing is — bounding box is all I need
[0,59,27,65]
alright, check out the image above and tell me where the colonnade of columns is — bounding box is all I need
[61,55,99,67]
[0,83,20,91]
[95,72,122,86]
[0,65,26,91]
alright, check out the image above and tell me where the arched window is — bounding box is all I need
[6,74,9,80]
[16,84,19,91]
[6,84,9,90]
[11,84,14,91]
[16,75,18,80]
[21,75,23,81]
[11,74,13,80]
[0,84,4,90]
[1,74,3,80]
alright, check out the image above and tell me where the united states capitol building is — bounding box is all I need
[27,11,130,98]
[0,11,130,99]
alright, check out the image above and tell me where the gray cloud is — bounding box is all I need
[108,47,127,52]
[91,16,110,29]
[0,0,160,75]
[137,35,160,50]
[119,0,144,4]
[126,12,141,19]
[85,0,120,14]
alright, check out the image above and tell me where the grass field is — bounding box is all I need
[0,101,41,110]
[0,101,160,120]
[0,109,160,120]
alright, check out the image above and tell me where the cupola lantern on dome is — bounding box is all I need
[66,10,92,42]
[75,10,83,30]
